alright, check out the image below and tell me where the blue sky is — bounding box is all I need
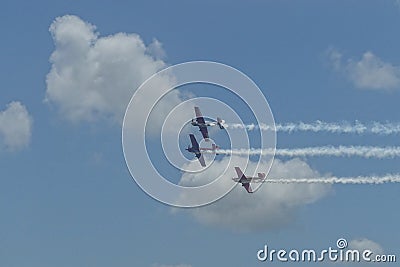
[1,1,400,266]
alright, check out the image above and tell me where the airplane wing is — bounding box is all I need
[189,134,200,150]
[196,153,206,167]
[194,107,206,124]
[199,126,209,139]
[234,167,245,180]
[242,183,252,193]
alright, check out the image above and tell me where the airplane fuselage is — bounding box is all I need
[191,121,212,127]
[187,147,199,154]
[232,178,252,183]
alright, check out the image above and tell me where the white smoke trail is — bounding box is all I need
[224,121,400,135]
[212,146,400,159]
[263,174,400,184]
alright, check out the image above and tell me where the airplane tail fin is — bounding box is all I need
[212,144,220,155]
[258,173,266,179]
[217,117,225,129]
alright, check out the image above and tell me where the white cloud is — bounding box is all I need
[179,156,331,231]
[327,47,343,71]
[146,38,167,60]
[328,48,400,91]
[0,101,33,151]
[46,15,186,128]
[349,238,384,255]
